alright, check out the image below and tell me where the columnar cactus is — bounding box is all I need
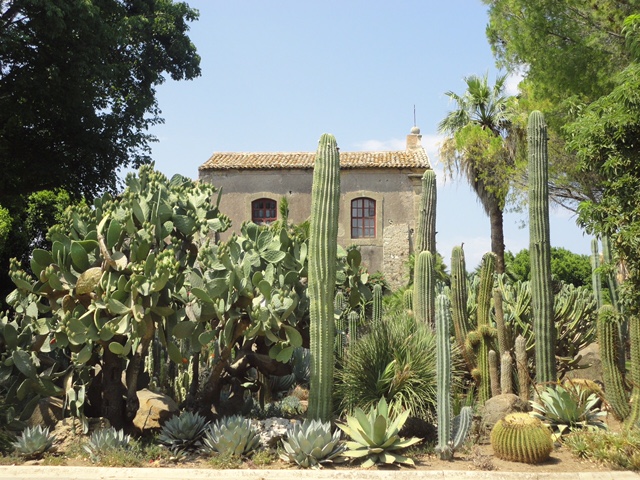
[489,350,500,397]
[597,305,630,421]
[372,284,383,323]
[590,239,603,310]
[528,110,556,384]
[501,351,513,394]
[473,252,497,404]
[413,250,435,327]
[627,314,640,428]
[435,293,472,460]
[308,133,341,421]
[515,335,530,402]
[403,288,413,312]
[416,170,437,255]
[334,291,347,361]
[451,245,473,370]
[348,310,359,346]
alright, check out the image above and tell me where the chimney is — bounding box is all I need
[406,126,422,151]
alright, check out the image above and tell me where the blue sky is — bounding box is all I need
[147,0,592,270]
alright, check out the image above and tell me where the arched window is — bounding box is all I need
[351,197,376,238]
[251,198,277,225]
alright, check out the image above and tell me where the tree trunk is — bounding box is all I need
[488,204,506,274]
[101,343,126,429]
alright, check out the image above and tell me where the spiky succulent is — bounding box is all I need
[201,415,260,457]
[158,411,209,454]
[337,397,421,468]
[530,384,606,440]
[12,425,56,459]
[83,427,131,461]
[279,419,345,468]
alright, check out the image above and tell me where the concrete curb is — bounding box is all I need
[0,467,638,480]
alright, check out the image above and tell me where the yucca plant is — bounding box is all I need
[279,419,345,468]
[83,427,131,461]
[202,415,260,457]
[337,397,421,468]
[12,425,56,459]
[530,384,606,440]
[158,411,209,454]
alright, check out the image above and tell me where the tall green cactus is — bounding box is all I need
[528,111,556,384]
[435,293,472,459]
[597,305,630,421]
[308,133,341,421]
[372,284,383,323]
[348,310,359,346]
[627,314,640,428]
[474,252,497,404]
[413,250,435,327]
[451,245,473,370]
[590,239,603,310]
[416,170,437,255]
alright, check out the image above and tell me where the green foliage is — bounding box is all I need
[307,133,341,422]
[158,411,209,454]
[490,413,553,464]
[337,397,421,468]
[12,425,56,460]
[530,385,606,441]
[505,247,593,288]
[564,428,640,471]
[202,415,260,457]
[335,313,448,419]
[279,419,345,468]
[83,427,131,462]
[0,0,201,204]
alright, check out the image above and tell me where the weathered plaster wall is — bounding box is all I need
[199,168,424,288]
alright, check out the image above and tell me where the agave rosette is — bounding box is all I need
[337,397,420,468]
[279,419,345,468]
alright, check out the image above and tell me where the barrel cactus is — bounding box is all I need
[490,413,553,464]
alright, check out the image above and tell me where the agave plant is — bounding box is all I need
[158,411,209,454]
[279,419,345,468]
[336,397,421,468]
[530,384,606,440]
[202,415,260,457]
[12,425,56,459]
[83,427,131,461]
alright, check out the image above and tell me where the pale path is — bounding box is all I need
[0,467,638,480]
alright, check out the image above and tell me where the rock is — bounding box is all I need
[52,417,110,454]
[26,397,64,429]
[132,389,179,434]
[250,417,296,448]
[480,393,529,435]
[564,343,603,383]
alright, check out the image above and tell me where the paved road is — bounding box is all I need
[0,467,638,480]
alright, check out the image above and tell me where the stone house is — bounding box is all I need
[198,127,431,288]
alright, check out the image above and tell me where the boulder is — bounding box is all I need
[564,343,603,383]
[480,393,529,434]
[132,389,179,434]
[26,397,64,429]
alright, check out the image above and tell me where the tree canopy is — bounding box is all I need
[0,0,201,203]
[505,247,592,289]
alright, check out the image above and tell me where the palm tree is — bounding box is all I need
[438,73,518,273]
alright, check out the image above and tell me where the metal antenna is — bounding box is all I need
[413,105,416,127]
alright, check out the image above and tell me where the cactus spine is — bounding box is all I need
[528,111,556,384]
[308,133,340,421]
[597,305,630,420]
[416,170,437,255]
[414,250,435,327]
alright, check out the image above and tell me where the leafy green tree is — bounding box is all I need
[438,73,518,274]
[505,247,592,288]
[0,0,200,202]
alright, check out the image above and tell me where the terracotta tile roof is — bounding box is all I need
[199,150,430,171]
